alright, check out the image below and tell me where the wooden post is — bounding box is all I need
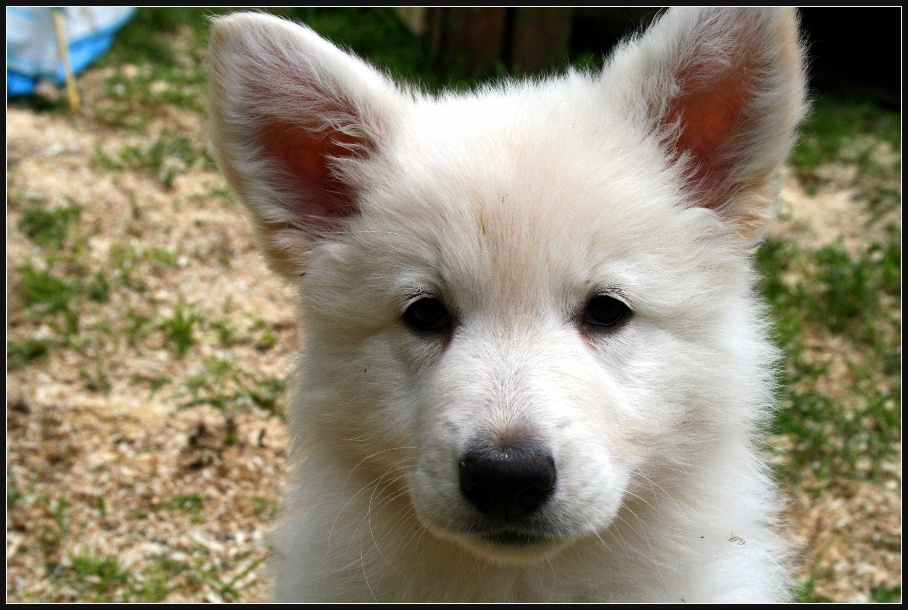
[420,8,578,77]
[52,8,80,112]
[509,8,573,73]
[430,8,508,75]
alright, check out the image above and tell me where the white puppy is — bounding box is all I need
[208,7,807,601]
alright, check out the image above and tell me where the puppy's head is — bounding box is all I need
[208,8,806,563]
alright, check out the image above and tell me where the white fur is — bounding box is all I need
[208,7,807,602]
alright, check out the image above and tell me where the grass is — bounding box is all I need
[17,264,81,338]
[79,360,112,394]
[757,90,901,491]
[41,519,259,602]
[794,537,837,602]
[792,96,901,172]
[757,91,901,491]
[8,338,52,368]
[178,356,286,417]
[158,494,205,524]
[871,585,902,604]
[65,554,132,602]
[17,201,83,249]
[7,463,267,602]
[159,300,202,358]
[93,129,214,188]
[791,94,901,212]
[758,236,901,485]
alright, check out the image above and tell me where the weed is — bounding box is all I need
[130,556,187,602]
[109,244,146,292]
[159,300,203,358]
[247,315,281,352]
[17,265,80,337]
[79,361,112,394]
[179,358,240,411]
[213,319,235,346]
[755,237,806,352]
[794,537,836,602]
[7,472,24,508]
[37,494,71,570]
[66,554,131,602]
[291,8,434,84]
[95,130,204,187]
[251,497,271,517]
[792,95,900,172]
[8,338,52,368]
[17,202,82,249]
[171,493,205,523]
[124,310,153,349]
[211,185,235,206]
[231,375,286,417]
[255,327,277,351]
[130,197,146,220]
[148,248,177,268]
[871,585,901,603]
[214,552,268,602]
[86,271,111,303]
[179,545,266,603]
[810,244,879,336]
[177,357,287,416]
[771,355,899,486]
[877,223,901,297]
[759,226,900,488]
[131,374,172,398]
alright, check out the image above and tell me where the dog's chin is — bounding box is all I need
[434,527,569,566]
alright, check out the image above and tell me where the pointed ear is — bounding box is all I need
[207,12,403,277]
[609,7,808,242]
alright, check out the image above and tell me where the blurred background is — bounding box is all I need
[401,7,900,108]
[7,7,901,603]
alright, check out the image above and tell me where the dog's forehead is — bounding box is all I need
[353,90,695,307]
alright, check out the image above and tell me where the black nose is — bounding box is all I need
[459,443,556,520]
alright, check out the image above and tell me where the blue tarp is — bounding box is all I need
[7,7,136,97]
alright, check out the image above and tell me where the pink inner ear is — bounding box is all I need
[665,66,753,208]
[260,124,362,221]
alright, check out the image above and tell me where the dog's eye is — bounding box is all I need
[583,295,628,328]
[403,298,451,332]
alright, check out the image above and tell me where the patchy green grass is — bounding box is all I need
[178,356,286,417]
[7,462,267,603]
[757,92,900,493]
[93,129,213,188]
[791,95,901,214]
[758,230,901,486]
[792,96,901,172]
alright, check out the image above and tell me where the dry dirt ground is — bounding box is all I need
[7,65,901,601]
